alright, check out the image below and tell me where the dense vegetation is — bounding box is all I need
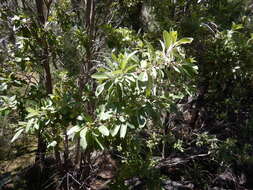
[1,0,253,189]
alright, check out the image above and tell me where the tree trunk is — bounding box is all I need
[35,0,55,166]
[189,81,209,128]
[75,0,96,169]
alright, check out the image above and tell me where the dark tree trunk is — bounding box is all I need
[35,0,58,171]
[189,81,209,128]
[75,0,96,169]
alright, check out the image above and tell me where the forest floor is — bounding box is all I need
[0,134,36,190]
[1,132,252,190]
[1,107,253,190]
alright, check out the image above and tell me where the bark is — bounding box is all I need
[162,112,170,159]
[35,0,47,24]
[35,0,55,166]
[75,0,96,168]
[189,81,209,128]
[34,1,63,188]
[42,47,53,94]
[64,129,69,167]
[35,130,47,163]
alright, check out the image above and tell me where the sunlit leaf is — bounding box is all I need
[182,64,198,76]
[160,40,166,52]
[47,141,57,148]
[0,83,8,91]
[98,125,110,136]
[120,124,127,138]
[232,23,243,30]
[126,122,135,129]
[77,115,84,121]
[26,118,34,132]
[173,65,181,73]
[122,51,138,70]
[99,105,113,121]
[150,67,157,79]
[11,128,24,142]
[26,108,40,119]
[119,116,126,122]
[124,65,137,73]
[175,38,193,46]
[67,125,80,136]
[138,71,148,82]
[91,72,110,80]
[80,137,87,150]
[80,128,88,149]
[111,70,123,75]
[95,83,105,96]
[111,125,120,137]
[163,31,177,48]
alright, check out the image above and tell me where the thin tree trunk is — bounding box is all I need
[75,0,96,168]
[64,129,69,167]
[189,81,209,128]
[35,0,55,165]
[162,112,170,159]
[34,1,64,188]
[43,48,53,94]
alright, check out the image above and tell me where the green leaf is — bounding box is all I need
[99,111,112,121]
[171,31,178,44]
[83,114,93,122]
[146,76,153,97]
[163,31,177,48]
[232,23,243,30]
[111,125,120,137]
[124,65,137,73]
[140,60,148,68]
[160,40,166,52]
[111,53,118,62]
[126,122,135,129]
[98,125,110,136]
[80,127,88,138]
[150,67,157,79]
[0,83,8,91]
[120,60,127,71]
[99,105,112,121]
[47,141,57,148]
[15,57,22,62]
[121,51,138,70]
[67,125,80,136]
[80,137,87,150]
[80,128,88,149]
[172,65,181,73]
[77,115,84,121]
[26,118,34,132]
[175,38,193,46]
[120,124,127,138]
[182,64,198,76]
[119,116,126,122]
[34,123,39,130]
[95,83,105,96]
[11,128,24,142]
[111,70,123,75]
[137,115,147,128]
[163,31,170,47]
[91,72,110,80]
[26,108,40,119]
[138,71,148,82]
[125,75,136,83]
[94,136,104,150]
